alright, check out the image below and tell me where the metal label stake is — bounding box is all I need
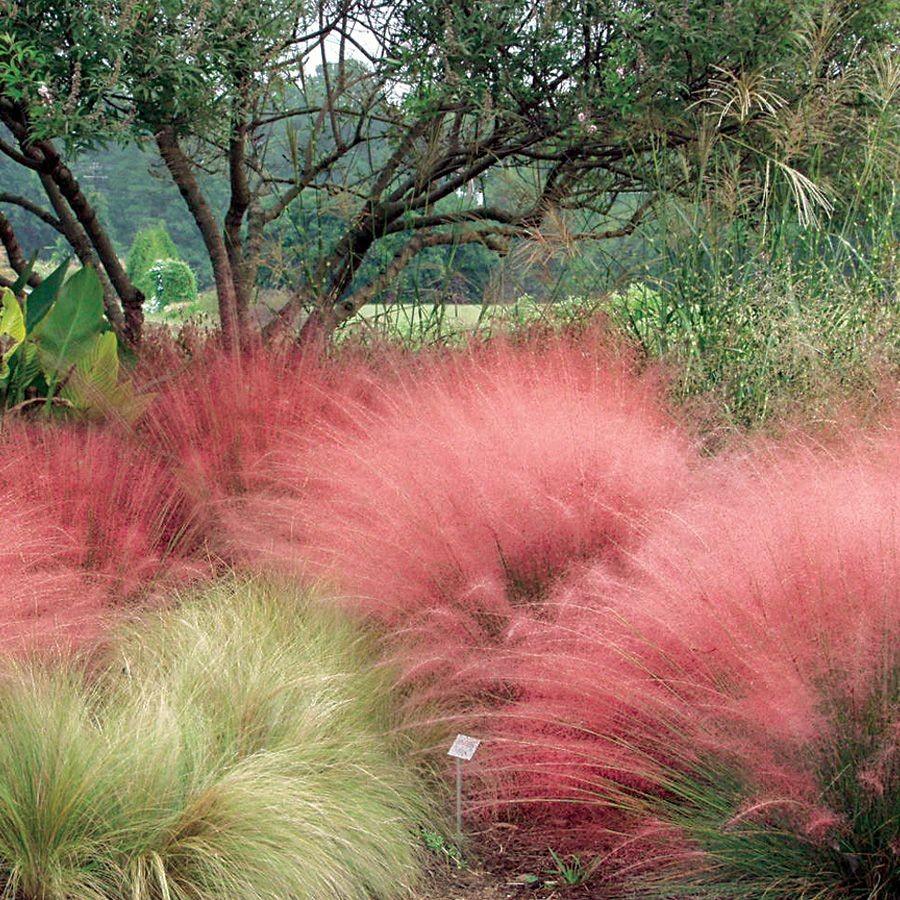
[447,733,481,844]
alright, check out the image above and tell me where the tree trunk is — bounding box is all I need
[156,127,242,351]
[296,304,338,350]
[0,101,144,345]
[35,141,144,344]
[37,174,128,338]
[224,113,252,336]
[0,102,135,341]
[224,225,253,339]
[0,210,41,287]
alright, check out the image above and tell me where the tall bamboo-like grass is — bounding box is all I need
[0,579,431,899]
[606,42,899,431]
[608,198,899,431]
[475,434,898,896]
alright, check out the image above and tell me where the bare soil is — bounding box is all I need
[415,823,599,900]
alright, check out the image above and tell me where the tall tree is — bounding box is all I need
[0,1,147,342]
[1,0,896,348]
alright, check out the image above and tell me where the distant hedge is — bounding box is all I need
[126,224,179,297]
[147,258,198,309]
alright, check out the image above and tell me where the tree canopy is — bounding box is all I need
[1,0,896,348]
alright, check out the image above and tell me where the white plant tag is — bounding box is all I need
[447,733,481,760]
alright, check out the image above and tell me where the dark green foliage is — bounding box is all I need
[79,144,221,285]
[0,0,896,349]
[0,149,218,287]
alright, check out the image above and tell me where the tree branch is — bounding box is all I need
[0,133,42,170]
[156,126,242,350]
[0,193,64,232]
[0,209,42,287]
[336,229,509,322]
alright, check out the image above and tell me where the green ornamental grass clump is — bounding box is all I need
[0,579,430,899]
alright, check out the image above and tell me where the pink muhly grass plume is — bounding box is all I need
[0,424,200,604]
[260,327,694,708]
[475,434,898,893]
[0,491,108,653]
[135,341,381,560]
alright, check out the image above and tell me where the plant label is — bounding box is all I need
[448,734,481,760]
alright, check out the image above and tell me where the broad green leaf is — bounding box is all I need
[0,288,26,379]
[33,266,105,377]
[81,330,120,392]
[6,341,41,401]
[59,330,149,422]
[61,330,119,409]
[92,378,152,424]
[9,252,36,295]
[24,258,69,331]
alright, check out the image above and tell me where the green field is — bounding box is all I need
[149,290,545,336]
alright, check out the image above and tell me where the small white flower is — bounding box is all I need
[577,111,587,123]
[37,83,53,104]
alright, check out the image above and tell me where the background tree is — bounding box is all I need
[126,224,179,295]
[1,0,896,349]
[0,1,146,342]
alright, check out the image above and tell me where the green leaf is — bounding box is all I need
[60,330,119,406]
[24,258,69,331]
[0,288,26,379]
[9,252,37,295]
[15,340,40,383]
[78,330,119,392]
[59,330,149,422]
[33,266,105,377]
[4,342,41,405]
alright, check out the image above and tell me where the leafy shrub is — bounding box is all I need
[146,257,197,310]
[0,579,430,899]
[125,223,179,298]
[1,265,136,418]
[476,435,899,896]
[256,327,694,713]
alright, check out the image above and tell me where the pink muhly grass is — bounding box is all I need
[0,491,108,653]
[135,341,381,560]
[0,424,200,603]
[475,434,898,894]
[258,327,694,709]
[137,344,317,500]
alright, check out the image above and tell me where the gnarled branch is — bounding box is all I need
[0,209,42,287]
[0,193,64,232]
